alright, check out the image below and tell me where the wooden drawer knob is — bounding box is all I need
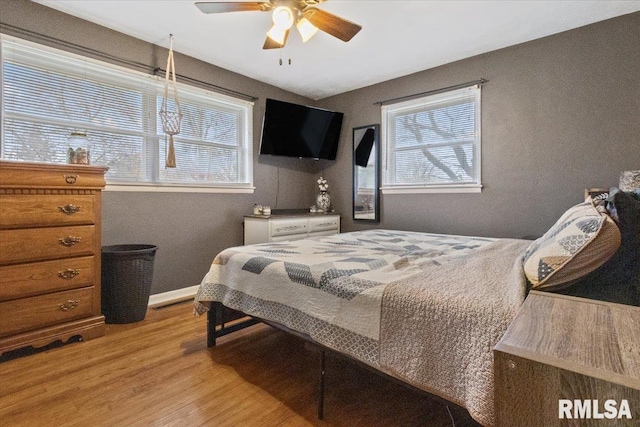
[59,236,82,247]
[59,300,79,311]
[58,268,80,279]
[59,204,82,215]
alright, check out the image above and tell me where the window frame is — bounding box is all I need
[0,34,254,194]
[380,85,482,194]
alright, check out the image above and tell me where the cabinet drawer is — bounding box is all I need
[308,230,338,239]
[0,195,96,228]
[0,256,95,301]
[309,216,339,233]
[0,163,106,189]
[270,218,309,237]
[0,225,95,265]
[270,233,309,243]
[0,286,94,337]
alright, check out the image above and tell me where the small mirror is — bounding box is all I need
[353,124,380,222]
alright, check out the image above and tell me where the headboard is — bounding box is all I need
[556,188,640,306]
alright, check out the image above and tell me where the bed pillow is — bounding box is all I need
[523,198,621,290]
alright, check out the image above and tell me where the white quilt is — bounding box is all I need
[194,229,529,425]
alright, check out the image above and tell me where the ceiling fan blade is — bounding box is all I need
[195,2,271,14]
[262,30,289,49]
[304,7,362,42]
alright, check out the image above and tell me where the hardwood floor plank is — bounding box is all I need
[0,301,474,426]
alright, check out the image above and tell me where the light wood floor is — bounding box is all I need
[0,301,478,426]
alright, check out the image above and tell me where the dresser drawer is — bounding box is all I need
[0,194,96,228]
[270,233,309,242]
[270,218,309,237]
[308,230,339,239]
[309,215,339,233]
[0,286,95,337]
[0,256,95,301]
[0,162,106,189]
[0,225,95,265]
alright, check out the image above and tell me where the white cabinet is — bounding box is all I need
[244,214,340,245]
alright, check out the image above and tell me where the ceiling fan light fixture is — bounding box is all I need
[296,17,318,43]
[266,24,288,45]
[271,6,294,30]
[195,1,363,50]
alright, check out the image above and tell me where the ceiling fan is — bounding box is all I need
[195,0,362,49]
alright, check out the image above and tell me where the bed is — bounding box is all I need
[194,229,531,426]
[194,189,639,427]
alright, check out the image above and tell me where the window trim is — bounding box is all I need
[0,34,254,194]
[380,85,482,194]
[104,183,256,193]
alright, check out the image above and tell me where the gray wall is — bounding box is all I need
[2,1,639,294]
[317,11,640,239]
[1,0,325,294]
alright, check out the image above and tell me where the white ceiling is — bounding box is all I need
[34,0,640,100]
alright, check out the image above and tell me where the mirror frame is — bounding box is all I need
[352,124,380,222]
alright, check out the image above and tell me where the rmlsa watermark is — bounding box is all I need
[559,399,632,420]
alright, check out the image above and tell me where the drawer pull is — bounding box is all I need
[275,225,306,233]
[64,175,79,184]
[59,204,82,215]
[59,300,79,311]
[315,222,335,228]
[59,236,82,247]
[58,268,80,279]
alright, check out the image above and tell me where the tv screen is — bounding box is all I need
[259,98,343,160]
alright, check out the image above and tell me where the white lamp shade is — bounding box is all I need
[296,17,318,43]
[272,6,294,30]
[266,25,288,45]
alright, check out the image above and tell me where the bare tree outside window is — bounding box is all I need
[383,86,481,190]
[3,61,145,179]
[1,36,253,188]
[158,97,244,183]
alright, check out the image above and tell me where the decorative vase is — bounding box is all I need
[316,190,331,212]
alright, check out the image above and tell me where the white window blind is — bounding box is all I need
[0,35,253,191]
[381,86,481,193]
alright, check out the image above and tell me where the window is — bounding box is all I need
[381,85,481,193]
[0,35,253,192]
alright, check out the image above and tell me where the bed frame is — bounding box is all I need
[206,302,476,425]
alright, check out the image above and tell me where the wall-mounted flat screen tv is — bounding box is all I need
[259,98,344,160]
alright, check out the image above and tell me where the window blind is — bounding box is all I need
[381,86,481,192]
[0,35,253,189]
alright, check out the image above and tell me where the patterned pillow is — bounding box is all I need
[523,198,621,290]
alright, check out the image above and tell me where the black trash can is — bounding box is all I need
[101,244,157,324]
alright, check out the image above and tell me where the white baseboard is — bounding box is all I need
[148,285,199,308]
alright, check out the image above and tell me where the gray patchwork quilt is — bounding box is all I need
[194,229,530,426]
[194,229,497,366]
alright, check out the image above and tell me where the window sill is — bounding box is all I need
[105,183,255,194]
[381,184,482,194]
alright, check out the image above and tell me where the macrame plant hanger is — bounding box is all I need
[160,34,182,168]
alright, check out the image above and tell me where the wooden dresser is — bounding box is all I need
[494,291,640,426]
[0,160,108,355]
